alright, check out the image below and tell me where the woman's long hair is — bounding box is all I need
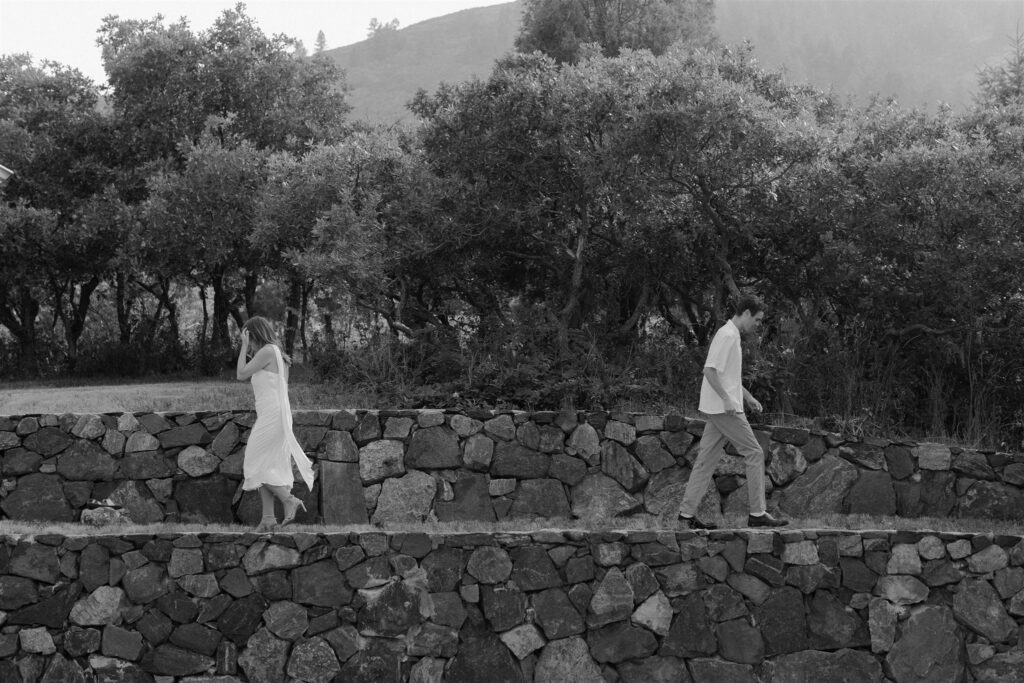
[243,316,292,365]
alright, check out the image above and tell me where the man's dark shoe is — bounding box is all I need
[747,513,788,528]
[678,514,718,530]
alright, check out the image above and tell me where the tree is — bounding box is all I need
[315,30,327,53]
[516,0,716,63]
[97,3,350,161]
[144,137,269,369]
[412,45,828,356]
[367,18,400,39]
[0,55,121,371]
[262,131,461,348]
[0,202,54,373]
[976,25,1024,107]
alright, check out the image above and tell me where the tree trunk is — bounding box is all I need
[300,282,312,363]
[211,274,232,369]
[243,270,259,319]
[557,225,588,356]
[115,271,132,345]
[284,274,302,357]
[198,285,210,365]
[0,287,41,375]
[62,276,101,373]
[322,312,334,347]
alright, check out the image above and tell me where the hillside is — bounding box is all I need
[325,0,1024,125]
[325,2,525,125]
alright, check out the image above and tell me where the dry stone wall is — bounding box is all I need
[1,528,1023,681]
[2,410,1024,526]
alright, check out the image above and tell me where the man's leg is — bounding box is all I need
[678,416,728,518]
[711,412,787,526]
[710,413,767,514]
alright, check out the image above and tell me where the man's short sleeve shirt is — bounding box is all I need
[699,319,743,414]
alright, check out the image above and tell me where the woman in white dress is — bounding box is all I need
[236,316,315,532]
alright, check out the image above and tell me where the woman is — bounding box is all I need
[236,316,315,532]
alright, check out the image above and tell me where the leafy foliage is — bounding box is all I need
[516,0,716,63]
[6,6,1024,449]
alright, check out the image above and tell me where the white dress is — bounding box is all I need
[242,345,315,492]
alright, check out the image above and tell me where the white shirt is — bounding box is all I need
[699,319,743,414]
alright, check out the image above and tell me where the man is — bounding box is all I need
[678,296,788,529]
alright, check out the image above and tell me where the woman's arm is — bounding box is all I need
[237,342,275,381]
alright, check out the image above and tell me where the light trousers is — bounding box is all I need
[678,411,767,517]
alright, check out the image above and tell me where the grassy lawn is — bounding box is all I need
[0,376,375,414]
[1,513,1021,538]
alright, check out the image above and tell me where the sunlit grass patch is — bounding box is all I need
[0,379,379,414]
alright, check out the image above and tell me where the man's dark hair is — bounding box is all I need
[733,296,764,317]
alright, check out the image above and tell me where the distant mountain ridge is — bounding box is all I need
[324,0,1024,124]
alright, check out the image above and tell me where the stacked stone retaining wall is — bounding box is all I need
[1,528,1023,681]
[2,410,1024,526]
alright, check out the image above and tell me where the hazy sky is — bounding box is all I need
[0,0,510,84]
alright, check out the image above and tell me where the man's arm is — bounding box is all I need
[703,367,742,414]
[742,386,762,413]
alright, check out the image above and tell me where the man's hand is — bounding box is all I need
[745,396,763,413]
[724,399,743,415]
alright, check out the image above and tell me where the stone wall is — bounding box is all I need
[1,528,1023,681]
[2,410,1024,526]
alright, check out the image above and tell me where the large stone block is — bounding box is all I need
[885,605,964,682]
[953,578,1018,643]
[158,423,212,449]
[57,440,117,481]
[635,435,675,473]
[571,472,643,520]
[509,479,570,520]
[405,426,461,469]
[780,453,858,516]
[952,451,996,480]
[958,481,1024,520]
[237,628,289,683]
[567,423,601,464]
[358,580,425,637]
[446,633,524,683]
[481,582,527,632]
[916,443,951,470]
[767,649,883,682]
[467,546,513,584]
[846,470,896,515]
[321,461,368,525]
[716,618,765,665]
[755,587,809,656]
[23,427,73,456]
[177,445,220,478]
[358,440,405,484]
[601,440,649,492]
[175,477,235,523]
[371,471,435,524]
[532,588,584,639]
[807,590,870,650]
[972,649,1024,683]
[491,443,549,479]
[587,621,658,663]
[435,472,495,523]
[120,451,177,479]
[0,473,74,521]
[766,443,806,486]
[291,560,352,607]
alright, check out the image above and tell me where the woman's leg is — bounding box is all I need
[265,484,291,502]
[266,483,305,525]
[257,486,279,531]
